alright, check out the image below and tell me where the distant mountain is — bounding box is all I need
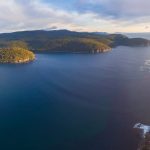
[0,30,97,40]
[108,34,150,47]
[125,32,150,40]
[0,30,149,53]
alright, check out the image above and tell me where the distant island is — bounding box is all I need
[0,30,149,63]
[0,41,35,63]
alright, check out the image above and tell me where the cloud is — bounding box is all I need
[0,0,117,33]
[76,0,150,19]
[0,0,149,33]
[0,0,78,32]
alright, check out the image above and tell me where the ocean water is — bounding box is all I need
[1,46,150,150]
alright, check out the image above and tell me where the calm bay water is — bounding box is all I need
[1,46,150,150]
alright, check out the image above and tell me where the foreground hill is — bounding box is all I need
[0,30,149,53]
[0,48,35,63]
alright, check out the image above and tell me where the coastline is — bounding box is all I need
[134,123,150,150]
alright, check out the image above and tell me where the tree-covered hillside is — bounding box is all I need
[28,38,111,52]
[0,30,149,53]
[0,41,35,63]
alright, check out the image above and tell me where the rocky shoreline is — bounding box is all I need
[134,123,150,150]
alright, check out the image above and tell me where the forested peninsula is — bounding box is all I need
[0,41,35,63]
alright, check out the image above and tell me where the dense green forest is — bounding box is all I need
[0,30,149,53]
[29,38,111,52]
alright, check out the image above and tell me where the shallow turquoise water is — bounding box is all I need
[0,46,150,150]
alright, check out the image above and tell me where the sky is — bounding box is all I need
[1,0,150,33]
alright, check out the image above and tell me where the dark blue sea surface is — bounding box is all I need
[0,46,150,150]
